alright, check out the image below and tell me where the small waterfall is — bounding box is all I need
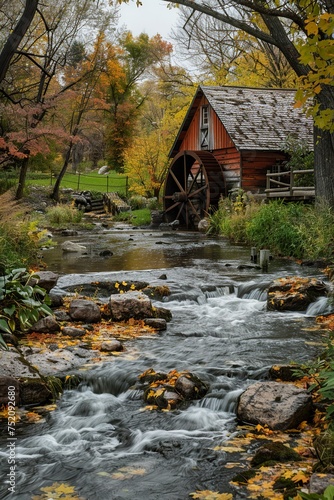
[202,285,235,299]
[237,281,270,301]
[306,296,333,317]
[199,388,244,413]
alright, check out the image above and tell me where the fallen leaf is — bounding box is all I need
[189,491,233,500]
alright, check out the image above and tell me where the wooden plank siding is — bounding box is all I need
[241,151,287,191]
[177,98,242,190]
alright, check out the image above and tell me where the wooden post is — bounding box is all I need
[266,170,270,191]
[251,247,257,263]
[260,249,270,271]
[290,169,294,196]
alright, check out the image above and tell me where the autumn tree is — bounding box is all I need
[124,68,194,199]
[156,0,334,206]
[0,0,117,198]
[103,32,173,172]
[172,8,296,87]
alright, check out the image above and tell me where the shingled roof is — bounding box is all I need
[170,85,314,157]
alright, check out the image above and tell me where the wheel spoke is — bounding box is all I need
[188,184,208,198]
[176,202,184,221]
[164,201,181,213]
[187,166,203,195]
[188,198,202,220]
[170,169,185,193]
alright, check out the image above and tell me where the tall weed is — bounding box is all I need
[209,195,334,260]
[45,205,83,225]
[0,222,39,269]
[246,200,305,258]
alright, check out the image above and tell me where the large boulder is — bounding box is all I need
[25,347,95,376]
[28,271,59,292]
[61,241,87,253]
[267,276,328,311]
[237,381,313,430]
[69,299,101,323]
[0,350,51,405]
[31,315,60,333]
[109,291,154,321]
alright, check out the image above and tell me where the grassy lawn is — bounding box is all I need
[26,171,128,196]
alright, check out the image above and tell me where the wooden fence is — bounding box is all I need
[265,169,315,199]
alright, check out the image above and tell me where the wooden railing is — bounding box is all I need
[265,169,315,198]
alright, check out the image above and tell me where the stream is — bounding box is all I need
[0,225,332,499]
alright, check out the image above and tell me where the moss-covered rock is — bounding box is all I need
[251,441,302,467]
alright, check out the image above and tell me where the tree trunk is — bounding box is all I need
[313,86,334,207]
[15,155,30,200]
[314,127,334,206]
[0,0,39,84]
[51,143,73,202]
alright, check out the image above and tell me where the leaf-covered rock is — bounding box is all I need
[267,276,328,311]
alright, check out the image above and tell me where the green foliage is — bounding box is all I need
[283,137,315,187]
[284,137,314,172]
[45,205,83,225]
[0,268,53,348]
[246,201,305,258]
[296,202,334,260]
[208,190,260,243]
[209,195,334,260]
[293,485,334,499]
[129,195,148,210]
[293,337,334,425]
[0,170,17,194]
[0,221,40,269]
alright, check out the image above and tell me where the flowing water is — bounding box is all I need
[0,226,332,500]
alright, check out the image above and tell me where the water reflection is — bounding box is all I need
[41,227,251,274]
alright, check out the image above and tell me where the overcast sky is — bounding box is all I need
[118,0,180,40]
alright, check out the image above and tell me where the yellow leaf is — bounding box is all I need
[32,481,81,500]
[306,20,318,35]
[292,471,309,484]
[283,470,295,479]
[214,445,245,453]
[190,491,233,500]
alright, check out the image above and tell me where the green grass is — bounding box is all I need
[26,171,128,196]
[114,208,151,226]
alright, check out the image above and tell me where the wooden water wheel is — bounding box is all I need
[163,150,226,228]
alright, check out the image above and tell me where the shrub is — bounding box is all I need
[245,200,305,257]
[0,221,40,269]
[0,268,52,349]
[45,205,83,225]
[129,195,147,210]
[208,191,259,243]
[297,202,334,259]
